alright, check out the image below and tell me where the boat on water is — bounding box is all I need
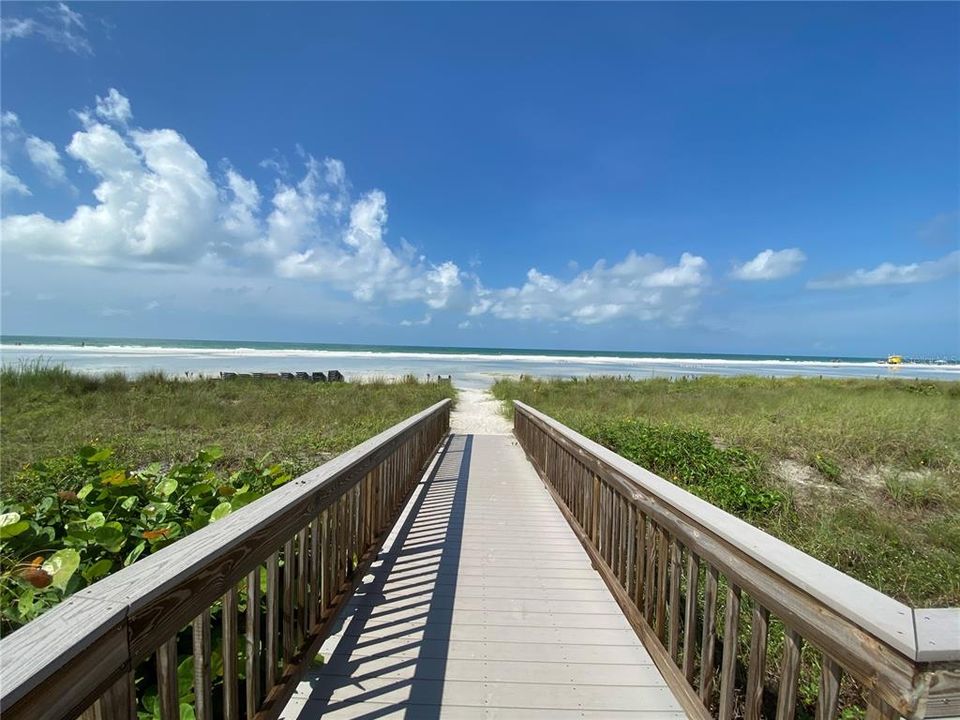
[886,354,903,365]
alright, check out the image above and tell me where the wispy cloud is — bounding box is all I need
[731,248,806,281]
[400,314,433,327]
[24,136,68,184]
[0,3,91,55]
[1,166,31,197]
[807,251,960,289]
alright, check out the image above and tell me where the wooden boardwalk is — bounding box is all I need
[280,433,684,719]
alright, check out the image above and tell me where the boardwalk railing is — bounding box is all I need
[514,401,959,720]
[0,399,451,720]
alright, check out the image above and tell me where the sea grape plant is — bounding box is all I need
[0,444,293,636]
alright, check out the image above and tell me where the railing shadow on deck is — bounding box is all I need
[285,434,473,719]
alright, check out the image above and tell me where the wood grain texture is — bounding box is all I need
[156,637,179,720]
[0,596,128,720]
[193,609,212,720]
[655,528,668,640]
[719,584,742,720]
[668,540,682,661]
[683,552,701,685]
[245,569,261,720]
[776,627,802,720]
[699,564,719,705]
[745,603,770,720]
[222,586,239,720]
[817,654,841,720]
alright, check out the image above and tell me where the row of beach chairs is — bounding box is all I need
[219,370,344,382]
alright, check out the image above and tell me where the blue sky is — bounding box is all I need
[1,2,957,357]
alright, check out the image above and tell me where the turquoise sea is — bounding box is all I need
[2,335,958,388]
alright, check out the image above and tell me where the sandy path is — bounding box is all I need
[449,387,514,435]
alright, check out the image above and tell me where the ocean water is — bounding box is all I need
[1,335,957,389]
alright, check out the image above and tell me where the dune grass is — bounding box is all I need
[493,375,960,606]
[1,363,455,502]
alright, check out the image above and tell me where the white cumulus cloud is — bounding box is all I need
[95,88,133,125]
[1,89,716,328]
[807,251,960,289]
[468,251,710,325]
[731,248,806,281]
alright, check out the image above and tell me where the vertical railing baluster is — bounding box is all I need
[719,584,742,720]
[655,528,668,639]
[222,586,239,720]
[699,565,719,704]
[776,627,802,720]
[265,552,279,693]
[193,609,212,720]
[297,527,308,645]
[682,552,701,684]
[245,568,261,719]
[817,654,841,720]
[668,540,682,660]
[282,538,294,664]
[745,602,769,720]
[157,636,179,720]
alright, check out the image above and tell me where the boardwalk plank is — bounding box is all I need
[281,433,682,719]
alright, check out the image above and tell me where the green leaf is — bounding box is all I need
[187,483,215,498]
[42,548,81,590]
[86,511,106,529]
[82,558,113,582]
[94,523,126,552]
[198,446,224,463]
[0,520,30,539]
[100,469,134,486]
[77,483,95,500]
[177,655,194,697]
[210,502,233,523]
[125,540,146,566]
[87,448,114,463]
[157,479,178,497]
[179,704,196,720]
[0,511,21,528]
[121,495,139,511]
[18,587,36,617]
[230,491,261,509]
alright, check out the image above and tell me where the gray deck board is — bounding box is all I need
[281,433,681,719]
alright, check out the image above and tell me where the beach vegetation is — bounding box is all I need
[1,362,455,503]
[492,375,960,606]
[0,364,454,713]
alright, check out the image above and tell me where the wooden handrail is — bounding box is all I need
[0,399,451,720]
[513,400,959,720]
